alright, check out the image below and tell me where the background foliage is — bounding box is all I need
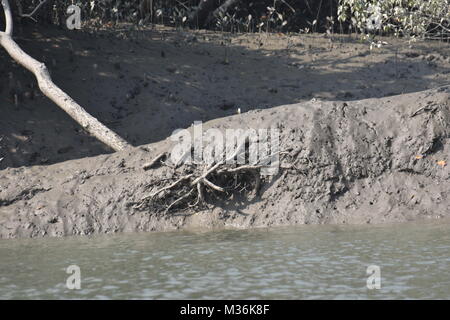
[338,0,450,39]
[13,0,338,32]
[6,0,450,39]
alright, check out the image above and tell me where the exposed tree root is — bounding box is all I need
[142,152,168,170]
[134,141,272,214]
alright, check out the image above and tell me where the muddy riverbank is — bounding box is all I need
[1,86,449,239]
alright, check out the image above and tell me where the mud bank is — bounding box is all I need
[2,25,450,171]
[0,87,449,239]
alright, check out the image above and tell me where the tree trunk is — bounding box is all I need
[205,0,242,26]
[188,0,219,28]
[0,0,131,152]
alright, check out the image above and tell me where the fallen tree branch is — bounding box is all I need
[142,152,167,170]
[0,0,131,152]
[410,104,439,118]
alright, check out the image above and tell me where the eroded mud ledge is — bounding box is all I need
[1,87,449,239]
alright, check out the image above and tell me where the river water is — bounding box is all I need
[0,221,449,299]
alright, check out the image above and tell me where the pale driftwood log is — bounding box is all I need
[0,0,131,151]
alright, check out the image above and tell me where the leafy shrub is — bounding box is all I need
[10,0,450,40]
[12,0,338,33]
[338,0,450,39]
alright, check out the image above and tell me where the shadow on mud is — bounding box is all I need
[1,25,449,169]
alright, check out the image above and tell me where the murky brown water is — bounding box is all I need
[1,221,449,299]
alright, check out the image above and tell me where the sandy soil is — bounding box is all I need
[0,25,449,238]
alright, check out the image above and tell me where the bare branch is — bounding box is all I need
[203,178,225,192]
[218,165,263,174]
[164,189,194,214]
[20,0,48,20]
[0,0,132,152]
[142,152,167,170]
[145,173,194,200]
[1,0,13,35]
